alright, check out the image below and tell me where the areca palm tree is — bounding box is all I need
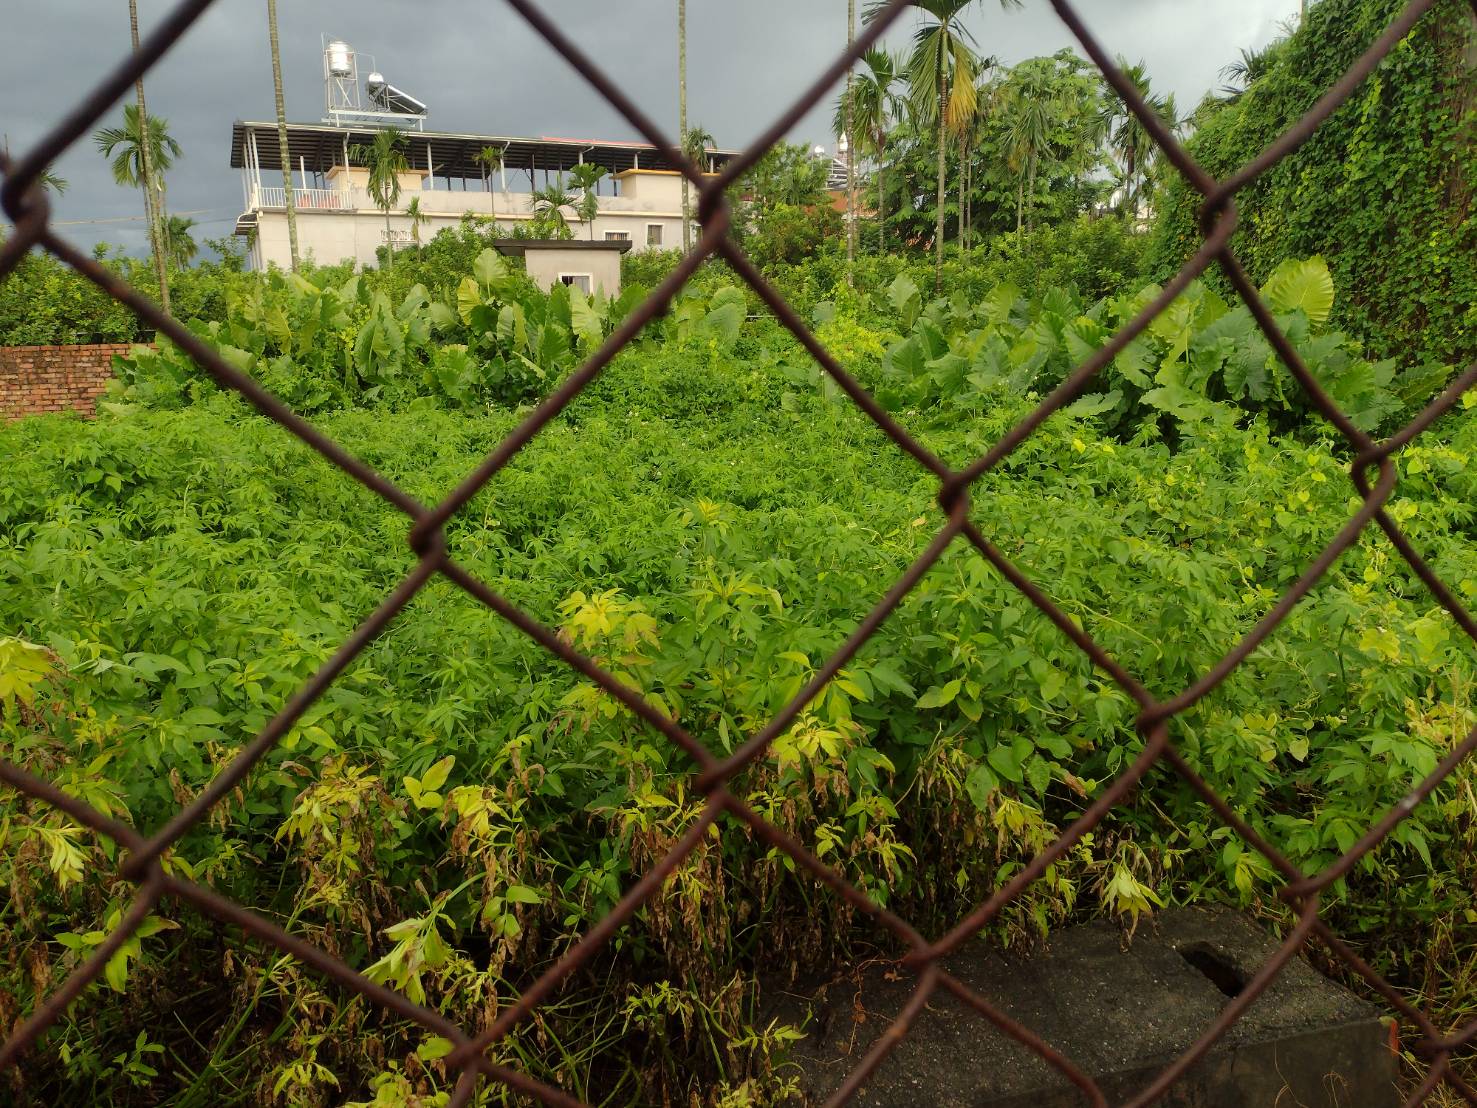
[125,0,168,311]
[351,129,409,269]
[475,145,505,219]
[568,163,605,239]
[38,169,68,196]
[834,48,901,252]
[1002,65,1057,234]
[845,0,856,281]
[531,181,575,238]
[868,0,1019,290]
[677,0,690,252]
[266,0,299,272]
[164,215,198,268]
[1102,58,1176,219]
[405,196,427,257]
[95,103,181,297]
[682,125,715,174]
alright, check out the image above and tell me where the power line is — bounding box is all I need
[51,208,221,227]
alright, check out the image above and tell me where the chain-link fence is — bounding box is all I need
[3,0,1477,1103]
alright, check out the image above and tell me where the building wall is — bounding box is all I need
[520,250,624,297]
[252,207,686,270]
[244,167,709,270]
[0,343,136,421]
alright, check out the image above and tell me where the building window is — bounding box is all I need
[559,274,592,294]
[604,231,630,242]
[646,224,664,246]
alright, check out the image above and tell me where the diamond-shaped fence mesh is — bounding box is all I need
[3,0,1477,1103]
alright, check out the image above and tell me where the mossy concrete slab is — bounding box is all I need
[782,907,1397,1106]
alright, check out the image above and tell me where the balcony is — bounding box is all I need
[246,185,684,220]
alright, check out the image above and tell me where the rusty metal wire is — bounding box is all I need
[3,0,1476,1103]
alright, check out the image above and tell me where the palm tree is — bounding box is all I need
[38,169,68,196]
[567,163,605,239]
[350,129,409,269]
[126,0,169,312]
[405,196,427,257]
[835,49,901,252]
[845,0,856,283]
[1102,58,1175,220]
[266,0,299,272]
[868,0,1019,290]
[475,145,505,219]
[164,215,198,268]
[682,125,715,173]
[95,104,181,292]
[530,181,575,238]
[677,0,690,252]
[1001,65,1057,234]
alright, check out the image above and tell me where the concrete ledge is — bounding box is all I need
[781,907,1398,1106]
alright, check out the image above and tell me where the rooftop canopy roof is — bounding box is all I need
[230,121,738,180]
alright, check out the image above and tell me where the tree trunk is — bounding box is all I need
[877,152,885,254]
[935,83,947,293]
[1026,152,1038,234]
[1124,144,1137,218]
[385,211,394,270]
[957,135,965,251]
[129,0,169,311]
[962,144,970,251]
[267,0,299,272]
[1015,177,1024,234]
[845,0,856,284]
[679,0,690,253]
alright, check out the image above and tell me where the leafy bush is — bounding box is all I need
[758,216,1146,324]
[872,256,1446,440]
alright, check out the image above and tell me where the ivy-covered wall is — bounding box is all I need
[1146,0,1476,371]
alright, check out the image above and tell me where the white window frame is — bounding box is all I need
[604,230,631,242]
[646,223,664,246]
[558,273,593,294]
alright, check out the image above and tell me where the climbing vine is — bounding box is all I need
[1147,0,1477,372]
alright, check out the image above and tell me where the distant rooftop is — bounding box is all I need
[230,121,739,180]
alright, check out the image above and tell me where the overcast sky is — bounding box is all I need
[5,0,1297,258]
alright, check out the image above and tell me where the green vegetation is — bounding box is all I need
[4,0,1476,1102]
[1149,0,1477,368]
[5,239,1477,1102]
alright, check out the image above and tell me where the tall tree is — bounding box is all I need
[1102,58,1174,220]
[95,103,181,286]
[164,215,198,268]
[126,0,169,312]
[682,125,715,173]
[568,162,606,239]
[835,49,901,252]
[475,145,505,220]
[869,0,1019,290]
[678,0,691,253]
[350,129,409,269]
[405,196,427,257]
[1001,64,1057,233]
[266,0,299,272]
[845,0,857,284]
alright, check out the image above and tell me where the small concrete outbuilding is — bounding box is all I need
[492,239,631,298]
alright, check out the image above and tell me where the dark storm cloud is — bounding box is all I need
[5,1,1295,258]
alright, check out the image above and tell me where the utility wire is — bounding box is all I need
[51,208,221,227]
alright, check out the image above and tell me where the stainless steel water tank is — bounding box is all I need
[326,40,353,78]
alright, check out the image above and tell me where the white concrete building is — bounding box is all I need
[230,121,735,271]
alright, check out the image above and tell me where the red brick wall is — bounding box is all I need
[0,343,136,421]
